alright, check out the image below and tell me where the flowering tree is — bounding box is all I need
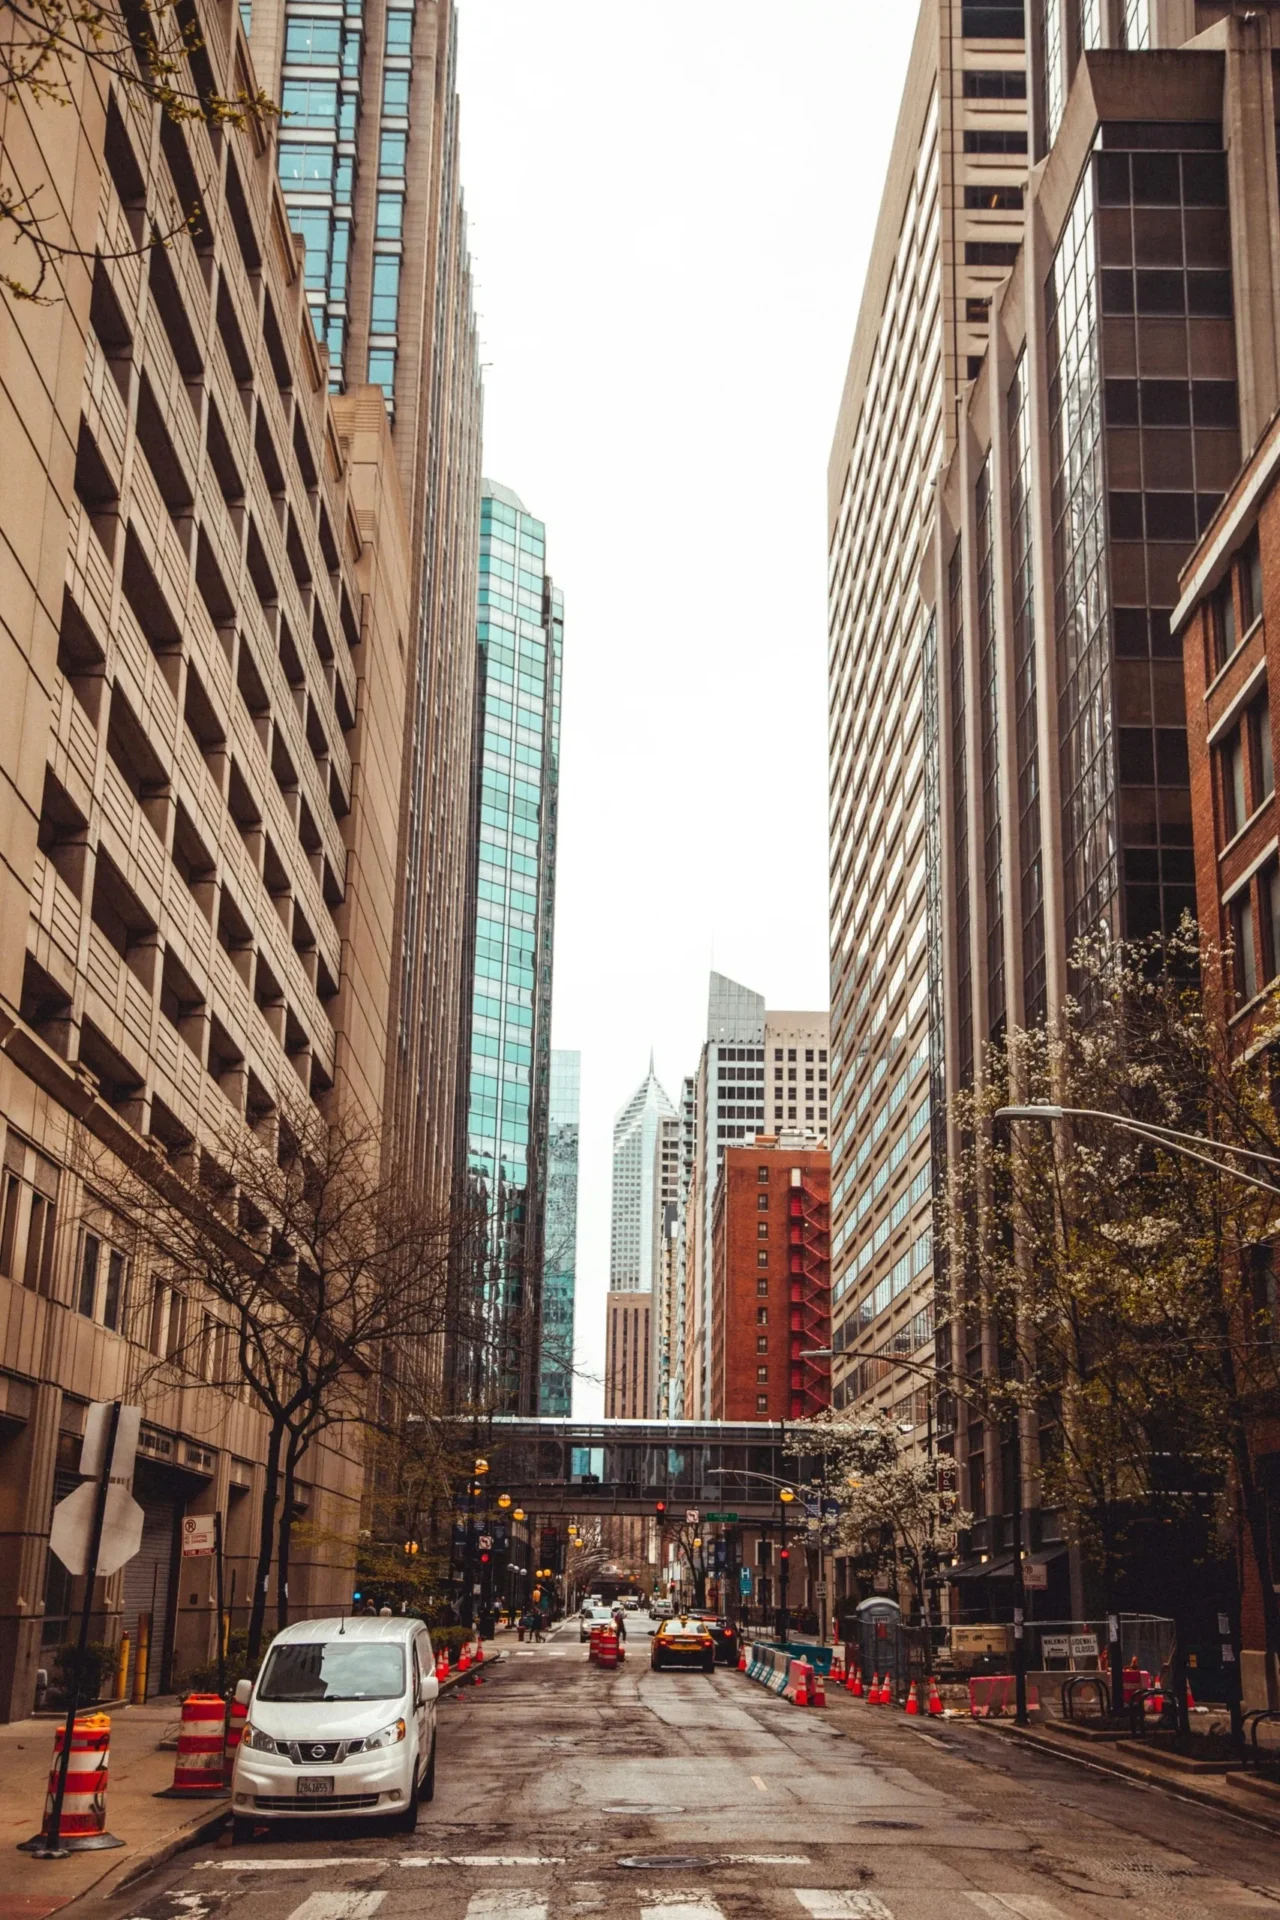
[790,1411,970,1623]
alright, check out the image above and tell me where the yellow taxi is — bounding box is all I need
[650,1614,716,1673]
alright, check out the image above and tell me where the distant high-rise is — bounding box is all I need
[605,1061,677,1420]
[248,0,483,1218]
[682,975,827,1416]
[541,1051,580,1417]
[450,483,563,1412]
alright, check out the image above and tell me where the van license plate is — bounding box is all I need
[297,1777,333,1796]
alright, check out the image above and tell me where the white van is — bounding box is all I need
[230,1615,438,1840]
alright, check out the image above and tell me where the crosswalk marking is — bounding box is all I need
[284,1898,385,1920]
[463,1897,548,1920]
[637,1897,724,1920]
[400,1857,567,1869]
[197,1863,384,1873]
[792,1896,895,1920]
[965,1898,1066,1919]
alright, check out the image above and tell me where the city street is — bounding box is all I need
[89,1616,1280,1920]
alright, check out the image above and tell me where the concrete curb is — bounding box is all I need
[975,1717,1280,1835]
[56,1651,506,1913]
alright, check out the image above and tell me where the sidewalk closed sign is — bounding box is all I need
[182,1516,217,1558]
[1069,1633,1099,1661]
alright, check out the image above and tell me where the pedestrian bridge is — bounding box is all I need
[482,1419,803,1519]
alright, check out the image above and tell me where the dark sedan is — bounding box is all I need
[687,1611,739,1666]
[650,1617,716,1672]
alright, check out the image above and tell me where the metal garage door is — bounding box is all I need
[121,1496,177,1698]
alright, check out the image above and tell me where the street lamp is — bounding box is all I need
[778,1486,795,1645]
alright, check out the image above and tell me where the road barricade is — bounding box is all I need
[595,1628,619,1669]
[159,1694,227,1796]
[20,1712,122,1852]
[968,1673,1041,1718]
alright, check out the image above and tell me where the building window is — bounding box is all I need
[757,1164,769,1182]
[375,192,404,239]
[757,1306,768,1324]
[367,347,396,391]
[385,9,413,52]
[1213,576,1238,668]
[76,1231,128,1332]
[1233,889,1259,1004]
[284,16,341,61]
[757,1192,769,1211]
[1223,725,1248,839]
[379,130,407,176]
[757,1335,768,1353]
[382,69,409,113]
[1254,696,1275,802]
[280,79,337,126]
[963,129,1028,155]
[0,1137,59,1296]
[757,1365,768,1383]
[756,1395,769,1413]
[961,2,1025,35]
[757,1222,768,1240]
[1241,534,1264,630]
[1262,862,1280,983]
[963,67,1027,97]
[756,1277,769,1295]
[371,255,401,330]
[787,1049,796,1061]
[964,185,1024,211]
[756,1250,769,1269]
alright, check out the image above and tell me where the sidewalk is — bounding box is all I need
[0,1699,229,1920]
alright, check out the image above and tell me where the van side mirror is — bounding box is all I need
[234,1677,253,1706]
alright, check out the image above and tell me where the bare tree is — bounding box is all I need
[942,925,1280,1708]
[90,1101,465,1658]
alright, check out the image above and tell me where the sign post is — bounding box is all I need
[181,1514,226,1696]
[32,1404,126,1857]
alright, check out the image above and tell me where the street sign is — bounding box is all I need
[814,1581,827,1598]
[1040,1633,1070,1662]
[1022,1561,1048,1591]
[1069,1633,1099,1660]
[685,1509,699,1523]
[479,1534,493,1550]
[704,1511,738,1522]
[49,1480,144,1577]
[182,1516,217,1558]
[81,1403,141,1481]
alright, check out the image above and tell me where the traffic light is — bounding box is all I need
[654,1500,666,1516]
[779,1548,790,1564]
[479,1551,490,1565]
[352,1590,362,1604]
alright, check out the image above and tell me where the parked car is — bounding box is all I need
[230,1615,438,1841]
[650,1615,716,1673]
[686,1610,740,1666]
[579,1603,616,1642]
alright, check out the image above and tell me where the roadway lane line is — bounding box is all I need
[792,1897,895,1919]
[724,1855,810,1865]
[195,1863,385,1873]
[400,1857,567,1868]
[284,1896,386,1920]
[463,1897,548,1920]
[750,1774,768,1791]
[964,1899,1067,1919]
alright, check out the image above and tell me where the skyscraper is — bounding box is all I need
[918,3,1264,1612]
[604,1061,678,1420]
[450,483,563,1413]
[826,0,1028,1445]
[540,1050,580,1418]
[249,0,483,1217]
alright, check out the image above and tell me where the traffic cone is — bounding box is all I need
[809,1665,827,1708]
[830,1648,845,1685]
[473,1642,485,1685]
[905,1679,920,1715]
[868,1671,880,1703]
[927,1676,944,1717]
[794,1662,811,1707]
[435,1650,447,1681]
[457,1646,471,1674]
[1185,1678,1197,1711]
[849,1666,863,1697]
[737,1642,747,1672]
[1145,1676,1162,1717]
[441,1647,451,1677]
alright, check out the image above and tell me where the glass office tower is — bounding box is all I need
[454,483,563,1413]
[540,1051,580,1417]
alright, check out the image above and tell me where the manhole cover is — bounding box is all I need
[603,1805,683,1815]
[618,1856,713,1871]
[855,1821,921,1831]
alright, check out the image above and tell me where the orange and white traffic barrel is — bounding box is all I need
[224,1694,249,1786]
[19,1712,123,1852]
[159,1693,227,1796]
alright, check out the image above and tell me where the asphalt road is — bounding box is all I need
[91,1613,1280,1920]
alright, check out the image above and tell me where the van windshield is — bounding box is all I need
[257,1641,405,1702]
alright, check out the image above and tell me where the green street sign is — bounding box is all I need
[704,1511,739,1522]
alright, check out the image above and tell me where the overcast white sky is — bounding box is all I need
[454,1,918,1417]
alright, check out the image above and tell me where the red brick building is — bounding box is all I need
[709,1141,830,1421]
[1177,403,1280,1713]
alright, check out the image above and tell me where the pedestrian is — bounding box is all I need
[612,1606,627,1643]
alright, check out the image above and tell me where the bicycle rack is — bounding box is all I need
[1063,1673,1111,1723]
[1243,1708,1280,1768]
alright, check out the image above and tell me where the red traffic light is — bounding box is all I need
[779,1548,790,1562]
[479,1552,490,1564]
[654,1500,666,1514]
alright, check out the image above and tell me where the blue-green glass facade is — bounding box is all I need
[459,482,562,1412]
[540,1051,579,1417]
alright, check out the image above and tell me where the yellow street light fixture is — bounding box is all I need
[513,1507,526,1522]
[474,1457,489,1475]
[692,1537,702,1549]
[497,1493,512,1509]
[779,1486,796,1504]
